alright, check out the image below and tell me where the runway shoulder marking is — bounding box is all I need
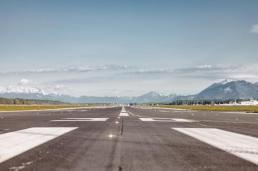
[172,128,258,165]
[140,118,196,122]
[51,118,109,122]
[0,127,77,163]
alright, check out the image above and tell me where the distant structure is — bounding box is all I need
[218,100,258,106]
[238,100,258,106]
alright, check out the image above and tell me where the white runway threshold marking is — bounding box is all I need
[140,118,196,122]
[51,118,108,122]
[0,127,77,163]
[173,128,258,165]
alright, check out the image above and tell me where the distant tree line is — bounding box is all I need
[0,97,66,105]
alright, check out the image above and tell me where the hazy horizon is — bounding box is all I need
[1,0,258,96]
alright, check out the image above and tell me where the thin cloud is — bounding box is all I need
[251,24,258,33]
[123,64,258,81]
[127,69,171,75]
[2,64,257,83]
[0,65,131,75]
[230,74,257,79]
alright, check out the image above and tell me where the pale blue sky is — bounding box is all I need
[1,0,258,96]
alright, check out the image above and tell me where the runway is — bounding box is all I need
[1,106,258,170]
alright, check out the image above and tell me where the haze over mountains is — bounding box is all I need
[0,80,258,103]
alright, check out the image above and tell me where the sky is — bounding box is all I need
[0,0,258,96]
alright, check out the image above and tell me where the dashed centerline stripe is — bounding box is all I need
[0,127,77,163]
[172,128,258,165]
[119,106,129,117]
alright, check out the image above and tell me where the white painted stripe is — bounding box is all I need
[160,110,170,113]
[51,118,108,122]
[139,118,155,121]
[140,118,196,122]
[0,127,77,163]
[64,118,108,121]
[79,110,88,112]
[52,120,106,122]
[172,128,258,165]
[119,106,129,117]
[172,118,196,122]
[127,111,142,117]
[119,112,129,117]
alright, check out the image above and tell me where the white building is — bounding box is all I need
[239,100,258,106]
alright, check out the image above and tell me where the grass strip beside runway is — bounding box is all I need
[157,105,258,113]
[0,105,92,111]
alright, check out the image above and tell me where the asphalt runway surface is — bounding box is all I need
[1,106,258,171]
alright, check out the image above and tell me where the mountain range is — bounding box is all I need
[1,80,258,103]
[195,80,258,100]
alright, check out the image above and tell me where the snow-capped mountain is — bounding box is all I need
[132,91,176,103]
[0,85,47,95]
[0,88,176,103]
[0,84,67,102]
[195,80,258,100]
[1,79,258,103]
[217,79,235,85]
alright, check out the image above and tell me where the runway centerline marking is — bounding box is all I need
[140,118,196,122]
[119,106,129,117]
[172,128,258,165]
[0,127,77,163]
[51,118,108,122]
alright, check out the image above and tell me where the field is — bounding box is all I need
[157,105,258,113]
[0,104,93,111]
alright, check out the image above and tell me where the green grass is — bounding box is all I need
[0,104,93,111]
[157,105,258,113]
